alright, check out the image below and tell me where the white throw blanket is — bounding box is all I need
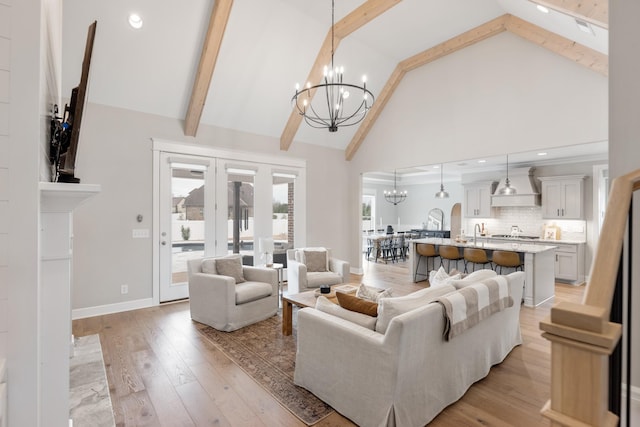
[433,276,514,340]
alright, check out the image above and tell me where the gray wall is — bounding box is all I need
[71,102,352,309]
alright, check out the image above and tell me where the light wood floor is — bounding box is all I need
[73,260,583,427]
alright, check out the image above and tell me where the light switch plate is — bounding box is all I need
[132,228,149,238]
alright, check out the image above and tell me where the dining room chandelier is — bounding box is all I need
[291,0,374,132]
[384,170,407,205]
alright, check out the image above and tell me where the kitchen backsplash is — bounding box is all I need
[462,206,587,242]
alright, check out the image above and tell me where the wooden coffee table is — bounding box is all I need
[282,285,357,335]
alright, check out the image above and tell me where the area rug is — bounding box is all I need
[196,314,334,425]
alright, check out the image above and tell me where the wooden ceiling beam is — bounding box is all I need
[280,0,402,151]
[184,0,234,137]
[529,0,608,29]
[505,14,608,76]
[345,15,508,160]
[345,13,608,160]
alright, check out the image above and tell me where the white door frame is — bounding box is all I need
[152,138,307,305]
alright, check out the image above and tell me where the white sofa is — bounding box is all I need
[294,271,525,427]
[286,248,350,294]
[187,256,278,332]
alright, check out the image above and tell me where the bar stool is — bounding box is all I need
[463,247,492,273]
[414,243,438,282]
[492,250,523,274]
[439,245,463,272]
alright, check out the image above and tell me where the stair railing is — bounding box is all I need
[540,169,639,426]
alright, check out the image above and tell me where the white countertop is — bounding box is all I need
[412,237,557,254]
[466,235,586,245]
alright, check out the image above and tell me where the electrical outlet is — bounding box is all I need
[121,284,128,294]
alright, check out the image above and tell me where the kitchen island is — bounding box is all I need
[410,238,557,307]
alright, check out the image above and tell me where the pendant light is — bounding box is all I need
[497,154,517,195]
[435,164,449,199]
[384,170,407,205]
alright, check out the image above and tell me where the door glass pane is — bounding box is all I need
[272,174,295,256]
[172,166,205,285]
[227,170,255,258]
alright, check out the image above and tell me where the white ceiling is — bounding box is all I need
[61,0,608,152]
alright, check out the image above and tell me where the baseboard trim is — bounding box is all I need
[351,267,364,275]
[72,298,154,320]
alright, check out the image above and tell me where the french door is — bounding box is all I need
[158,153,215,302]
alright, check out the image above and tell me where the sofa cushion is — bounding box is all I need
[215,256,246,284]
[336,292,378,317]
[356,284,392,302]
[448,269,498,289]
[307,271,342,288]
[429,266,461,287]
[303,249,328,272]
[376,284,456,334]
[315,296,377,330]
[235,281,272,304]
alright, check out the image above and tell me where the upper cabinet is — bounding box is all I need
[539,175,586,219]
[464,181,497,218]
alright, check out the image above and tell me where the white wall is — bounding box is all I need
[348,31,608,270]
[610,0,640,390]
[71,102,351,310]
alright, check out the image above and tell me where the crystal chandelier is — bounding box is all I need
[291,0,374,132]
[384,170,407,205]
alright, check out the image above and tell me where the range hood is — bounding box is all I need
[491,167,541,207]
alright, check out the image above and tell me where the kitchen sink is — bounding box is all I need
[490,234,540,240]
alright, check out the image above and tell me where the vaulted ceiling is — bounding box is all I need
[62,0,608,160]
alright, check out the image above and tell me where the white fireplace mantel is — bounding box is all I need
[38,181,100,426]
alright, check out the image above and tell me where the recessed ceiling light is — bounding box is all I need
[536,4,550,13]
[576,19,594,35]
[128,13,143,29]
[477,159,487,163]
[537,152,548,156]
[433,165,440,169]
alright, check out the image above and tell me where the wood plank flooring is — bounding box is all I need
[73,259,583,426]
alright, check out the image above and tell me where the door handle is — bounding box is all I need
[161,241,167,246]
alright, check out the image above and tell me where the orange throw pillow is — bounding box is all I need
[336,292,378,317]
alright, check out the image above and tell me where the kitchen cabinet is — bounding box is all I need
[553,242,585,284]
[539,175,585,219]
[464,181,497,218]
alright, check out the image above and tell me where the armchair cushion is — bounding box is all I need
[215,256,246,284]
[235,281,273,304]
[307,272,343,287]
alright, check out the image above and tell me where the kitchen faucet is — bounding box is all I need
[474,224,481,246]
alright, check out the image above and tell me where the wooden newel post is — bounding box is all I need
[539,170,640,427]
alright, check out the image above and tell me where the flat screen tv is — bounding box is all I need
[49,21,96,183]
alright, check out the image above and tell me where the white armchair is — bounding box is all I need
[286,248,350,294]
[187,255,278,332]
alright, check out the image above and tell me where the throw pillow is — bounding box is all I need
[214,256,245,284]
[315,296,377,330]
[428,266,461,287]
[356,284,392,302]
[375,284,456,334]
[336,292,378,317]
[304,250,328,272]
[448,269,498,289]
